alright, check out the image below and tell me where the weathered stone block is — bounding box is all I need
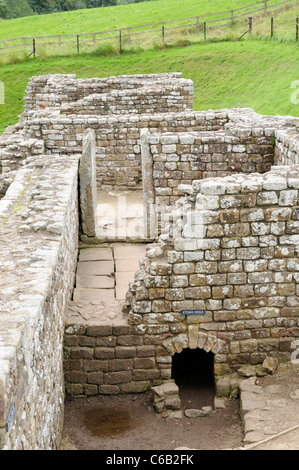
[133,369,161,380]
[94,348,115,359]
[70,348,94,359]
[86,325,113,336]
[117,335,143,346]
[104,371,132,384]
[87,371,104,384]
[152,300,172,313]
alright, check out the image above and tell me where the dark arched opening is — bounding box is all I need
[171,348,215,410]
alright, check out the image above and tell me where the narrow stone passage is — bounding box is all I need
[76,244,147,302]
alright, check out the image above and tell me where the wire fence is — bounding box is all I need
[0,0,298,61]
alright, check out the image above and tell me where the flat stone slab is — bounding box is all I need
[66,243,147,327]
[73,287,115,302]
[240,363,299,448]
[79,248,113,261]
[248,427,299,450]
[76,275,115,289]
[115,286,128,301]
[114,245,146,260]
[76,261,114,276]
[115,272,136,287]
[116,259,140,272]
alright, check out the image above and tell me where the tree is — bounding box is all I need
[85,0,117,7]
[27,0,60,14]
[5,0,34,18]
[0,0,8,18]
[63,0,86,10]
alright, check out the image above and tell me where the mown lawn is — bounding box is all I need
[0,39,298,135]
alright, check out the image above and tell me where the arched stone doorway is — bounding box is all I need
[172,348,215,410]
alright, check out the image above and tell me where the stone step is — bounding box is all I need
[79,247,113,261]
[73,287,115,302]
[76,274,115,289]
[76,260,114,276]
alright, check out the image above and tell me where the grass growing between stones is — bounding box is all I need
[0,40,298,134]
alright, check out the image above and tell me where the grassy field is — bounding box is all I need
[0,0,298,66]
[0,39,298,135]
[0,0,298,134]
[0,0,271,40]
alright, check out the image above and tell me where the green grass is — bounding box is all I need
[0,0,298,66]
[0,0,267,40]
[0,40,298,135]
[0,0,298,134]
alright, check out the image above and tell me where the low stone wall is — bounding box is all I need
[60,83,193,116]
[10,105,298,192]
[0,155,79,450]
[275,129,299,166]
[23,73,193,115]
[141,128,274,217]
[64,322,163,396]
[123,165,299,397]
[26,109,231,190]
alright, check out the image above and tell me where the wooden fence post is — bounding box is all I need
[296,18,298,42]
[231,10,234,23]
[162,23,165,44]
[204,22,207,41]
[249,17,253,36]
[77,35,79,54]
[271,17,274,38]
[33,38,36,58]
[119,30,122,54]
[265,0,268,16]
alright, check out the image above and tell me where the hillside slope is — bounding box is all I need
[0,0,281,40]
[0,40,298,135]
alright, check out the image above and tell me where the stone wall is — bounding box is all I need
[63,162,299,399]
[64,322,163,396]
[1,74,298,196]
[6,103,298,193]
[25,109,230,190]
[23,73,193,116]
[0,154,79,450]
[1,72,299,415]
[141,128,274,227]
[275,129,299,166]
[60,84,193,116]
[121,165,299,397]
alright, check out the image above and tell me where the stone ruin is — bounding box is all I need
[0,72,298,449]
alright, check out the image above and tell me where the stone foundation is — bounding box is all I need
[0,71,299,448]
[0,155,79,449]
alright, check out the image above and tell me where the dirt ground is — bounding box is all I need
[60,379,243,451]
